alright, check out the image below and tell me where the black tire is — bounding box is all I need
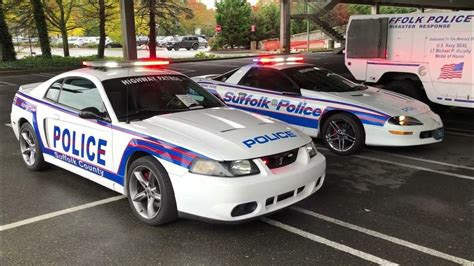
[321,113,365,155]
[204,44,208,48]
[192,43,198,50]
[166,47,172,51]
[126,156,177,226]
[19,122,47,170]
[384,80,427,102]
[106,44,112,48]
[186,47,191,51]
[173,46,179,51]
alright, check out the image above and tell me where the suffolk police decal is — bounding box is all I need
[53,125,107,176]
[243,130,297,148]
[223,92,322,117]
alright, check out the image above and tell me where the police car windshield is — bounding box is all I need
[282,67,366,92]
[102,75,224,121]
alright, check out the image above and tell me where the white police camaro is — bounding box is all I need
[193,57,444,155]
[10,60,326,225]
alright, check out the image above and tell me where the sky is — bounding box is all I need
[200,0,258,9]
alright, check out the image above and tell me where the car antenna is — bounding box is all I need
[126,67,130,124]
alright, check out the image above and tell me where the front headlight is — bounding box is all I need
[305,141,317,158]
[388,116,423,126]
[189,158,260,177]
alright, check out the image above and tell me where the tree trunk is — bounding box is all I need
[148,0,156,58]
[97,0,105,59]
[0,0,16,61]
[31,0,51,58]
[61,27,69,57]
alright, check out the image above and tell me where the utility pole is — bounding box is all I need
[120,0,137,60]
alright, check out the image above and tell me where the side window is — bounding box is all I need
[238,68,300,94]
[58,78,106,114]
[45,79,63,102]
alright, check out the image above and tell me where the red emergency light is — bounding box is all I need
[83,59,170,69]
[253,56,304,65]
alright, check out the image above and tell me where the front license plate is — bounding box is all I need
[433,128,444,140]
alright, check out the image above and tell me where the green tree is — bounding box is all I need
[0,0,16,61]
[31,0,51,58]
[254,2,279,41]
[215,0,252,48]
[43,0,77,57]
[81,0,116,59]
[136,0,192,58]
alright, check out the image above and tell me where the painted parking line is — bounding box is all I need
[31,73,56,78]
[291,207,474,265]
[168,66,196,73]
[366,149,474,171]
[317,147,474,181]
[5,123,12,128]
[182,61,246,68]
[446,131,474,138]
[446,127,474,134]
[0,81,17,86]
[0,195,126,232]
[262,217,397,265]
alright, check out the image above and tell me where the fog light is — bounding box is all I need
[231,202,257,217]
[389,130,413,135]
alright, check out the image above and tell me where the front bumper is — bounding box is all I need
[170,148,326,222]
[365,111,444,146]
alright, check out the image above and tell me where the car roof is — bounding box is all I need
[62,67,184,82]
[251,62,314,71]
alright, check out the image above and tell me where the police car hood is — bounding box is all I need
[315,87,431,116]
[133,107,310,160]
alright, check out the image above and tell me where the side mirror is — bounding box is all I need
[79,110,108,121]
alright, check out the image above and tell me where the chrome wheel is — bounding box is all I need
[20,128,36,166]
[324,120,356,153]
[129,166,162,219]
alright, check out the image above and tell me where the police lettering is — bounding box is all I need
[242,131,297,148]
[389,15,473,25]
[223,92,321,117]
[53,126,107,166]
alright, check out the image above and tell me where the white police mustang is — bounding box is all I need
[193,57,444,155]
[10,60,326,225]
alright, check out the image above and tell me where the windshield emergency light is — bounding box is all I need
[83,59,170,69]
[253,56,304,64]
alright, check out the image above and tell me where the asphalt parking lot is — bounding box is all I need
[1,53,473,265]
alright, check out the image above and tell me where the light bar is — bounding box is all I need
[253,56,304,64]
[83,59,170,69]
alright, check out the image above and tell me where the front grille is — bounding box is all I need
[261,148,298,169]
[420,127,444,140]
[265,185,306,207]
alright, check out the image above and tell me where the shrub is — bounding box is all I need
[194,52,218,59]
[0,55,123,70]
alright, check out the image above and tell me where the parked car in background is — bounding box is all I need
[69,37,86,48]
[166,36,200,51]
[106,41,122,48]
[137,35,149,46]
[158,36,175,47]
[198,37,208,48]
